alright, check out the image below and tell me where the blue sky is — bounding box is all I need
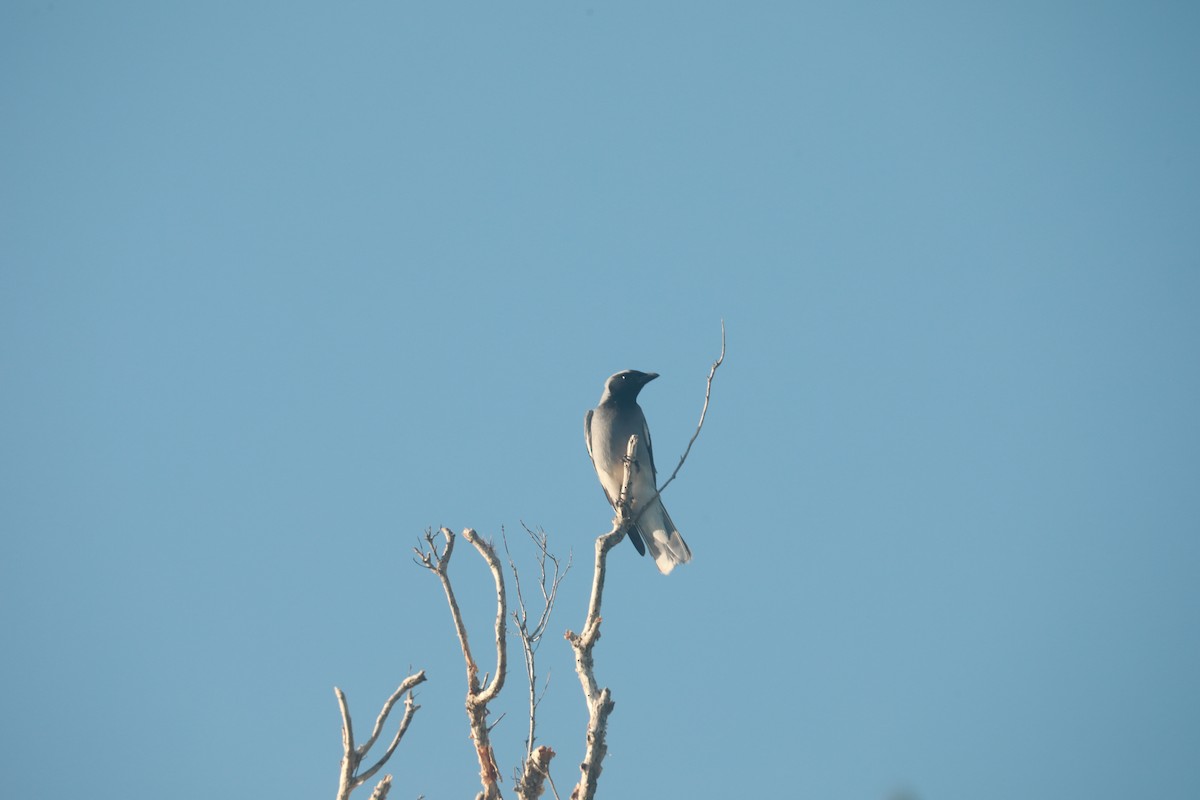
[3,2,1198,798]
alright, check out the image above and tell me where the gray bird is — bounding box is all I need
[585,370,692,574]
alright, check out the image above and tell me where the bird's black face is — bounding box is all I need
[604,370,659,400]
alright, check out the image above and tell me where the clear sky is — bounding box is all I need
[3,2,1198,798]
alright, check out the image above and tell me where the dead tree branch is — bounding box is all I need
[566,325,725,800]
[504,525,570,799]
[366,775,391,800]
[355,326,724,800]
[637,319,726,523]
[415,527,508,800]
[334,670,427,800]
[515,745,559,800]
[564,434,639,800]
[506,526,571,752]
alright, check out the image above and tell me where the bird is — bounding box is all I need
[584,370,692,574]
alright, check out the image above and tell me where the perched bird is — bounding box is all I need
[584,370,692,574]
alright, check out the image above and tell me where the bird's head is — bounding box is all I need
[601,370,659,403]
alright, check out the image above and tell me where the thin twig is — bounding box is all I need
[544,760,562,800]
[636,319,726,522]
[503,524,571,764]
[415,528,481,692]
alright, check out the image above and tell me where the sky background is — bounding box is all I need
[3,2,1199,798]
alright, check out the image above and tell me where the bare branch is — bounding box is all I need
[416,528,480,692]
[367,775,391,800]
[357,687,423,786]
[544,758,562,800]
[464,528,507,705]
[334,670,427,800]
[412,528,447,570]
[360,672,426,758]
[421,527,508,800]
[504,527,570,800]
[504,524,572,766]
[514,745,557,800]
[564,434,639,800]
[336,687,356,798]
[636,319,726,521]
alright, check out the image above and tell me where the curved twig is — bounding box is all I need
[464,528,507,705]
[417,528,508,799]
[636,319,726,523]
[503,524,571,767]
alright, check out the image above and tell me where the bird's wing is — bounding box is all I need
[584,409,617,507]
[640,413,658,481]
[584,408,594,460]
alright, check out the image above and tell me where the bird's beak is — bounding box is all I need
[644,372,660,382]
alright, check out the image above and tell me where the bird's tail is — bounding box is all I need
[638,503,691,575]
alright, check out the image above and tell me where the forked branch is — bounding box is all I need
[334,670,427,800]
[415,527,508,800]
